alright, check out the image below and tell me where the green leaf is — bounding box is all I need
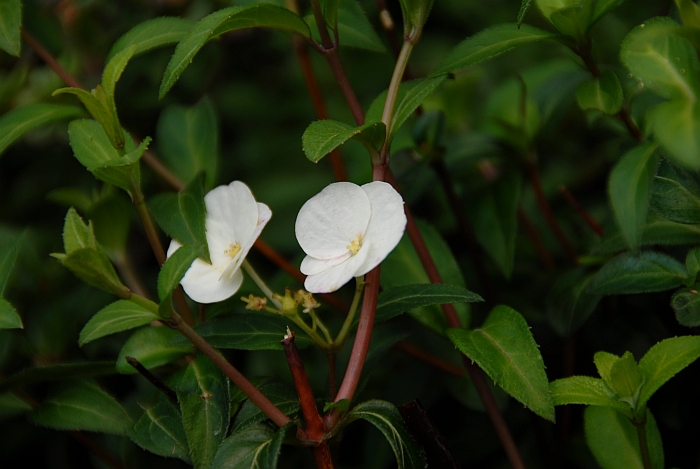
[676,0,700,28]
[169,311,314,350]
[0,362,117,395]
[650,159,700,224]
[391,75,448,138]
[430,24,560,77]
[157,244,200,302]
[468,170,522,278]
[160,5,310,98]
[591,0,627,26]
[0,0,21,56]
[549,3,593,40]
[116,326,193,374]
[0,298,22,330]
[397,0,435,38]
[550,376,629,412]
[29,380,132,435]
[590,251,688,295]
[546,268,601,337]
[232,382,299,431]
[576,69,623,114]
[0,392,32,420]
[585,406,664,469]
[374,284,483,324]
[302,120,386,162]
[210,423,289,469]
[608,142,659,251]
[447,305,555,421]
[0,231,23,294]
[176,354,230,469]
[156,98,219,189]
[79,300,159,346]
[638,335,700,409]
[62,207,92,255]
[517,0,533,27]
[593,214,700,253]
[0,103,84,157]
[55,88,125,149]
[686,247,700,282]
[609,351,643,401]
[309,0,386,53]
[129,396,191,463]
[594,351,619,389]
[321,0,340,30]
[534,0,577,20]
[346,400,426,469]
[671,285,700,326]
[101,45,136,107]
[621,17,699,101]
[58,247,129,297]
[107,17,195,62]
[648,99,700,170]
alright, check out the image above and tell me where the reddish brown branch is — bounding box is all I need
[525,163,578,265]
[517,207,555,270]
[395,341,466,377]
[559,186,604,237]
[22,29,84,89]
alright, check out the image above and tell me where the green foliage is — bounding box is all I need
[107,17,195,61]
[346,400,426,469]
[551,376,629,412]
[585,406,664,469]
[0,0,21,57]
[231,382,299,432]
[576,69,623,114]
[29,380,132,435]
[210,423,289,469]
[590,251,689,295]
[0,298,22,330]
[309,0,386,53]
[302,120,385,162]
[79,300,160,345]
[116,326,193,374]
[447,305,555,421]
[0,104,84,157]
[374,283,483,324]
[0,362,117,395]
[159,5,311,98]
[650,159,700,224]
[671,285,700,326]
[546,267,601,337]
[608,142,659,250]
[129,395,191,463]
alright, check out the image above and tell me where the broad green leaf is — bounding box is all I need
[55,87,125,149]
[638,335,700,408]
[546,268,601,337]
[129,396,191,463]
[91,138,148,194]
[391,75,448,138]
[232,382,299,431]
[302,120,386,163]
[0,104,84,157]
[321,0,340,30]
[534,0,577,20]
[591,0,627,26]
[107,17,195,61]
[576,69,623,114]
[594,351,619,389]
[101,45,136,106]
[585,406,664,469]
[374,284,483,324]
[176,355,230,469]
[468,170,522,278]
[88,193,133,255]
[29,380,132,435]
[62,208,91,254]
[430,24,560,77]
[676,0,700,28]
[116,326,193,374]
[608,142,659,250]
[159,5,310,98]
[58,248,129,297]
[621,17,699,101]
[309,0,386,52]
[650,159,700,224]
[397,0,435,38]
[0,298,22,330]
[210,423,289,469]
[346,400,425,469]
[609,352,643,401]
[593,214,700,253]
[0,0,21,56]
[156,98,219,189]
[517,0,533,27]
[447,305,555,421]
[550,376,629,412]
[549,3,593,39]
[381,220,470,333]
[590,251,688,295]
[157,244,200,301]
[671,285,700,326]
[647,99,700,170]
[0,231,23,294]
[0,361,116,394]
[169,311,314,350]
[79,300,159,345]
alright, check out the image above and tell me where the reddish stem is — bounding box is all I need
[394,341,466,377]
[22,29,84,89]
[559,186,604,237]
[282,331,326,440]
[312,443,335,469]
[525,163,578,265]
[516,207,555,270]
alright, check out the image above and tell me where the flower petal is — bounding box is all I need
[355,181,407,276]
[205,181,259,246]
[180,257,245,303]
[222,202,273,279]
[300,251,352,275]
[295,182,371,259]
[303,245,370,293]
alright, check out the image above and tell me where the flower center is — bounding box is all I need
[224,243,242,259]
[346,235,363,255]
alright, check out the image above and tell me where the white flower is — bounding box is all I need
[295,181,407,293]
[167,181,271,303]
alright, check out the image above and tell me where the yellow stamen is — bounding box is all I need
[347,235,362,255]
[224,243,241,258]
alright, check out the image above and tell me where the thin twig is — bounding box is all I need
[395,341,466,377]
[559,185,604,237]
[126,356,179,406]
[22,29,84,89]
